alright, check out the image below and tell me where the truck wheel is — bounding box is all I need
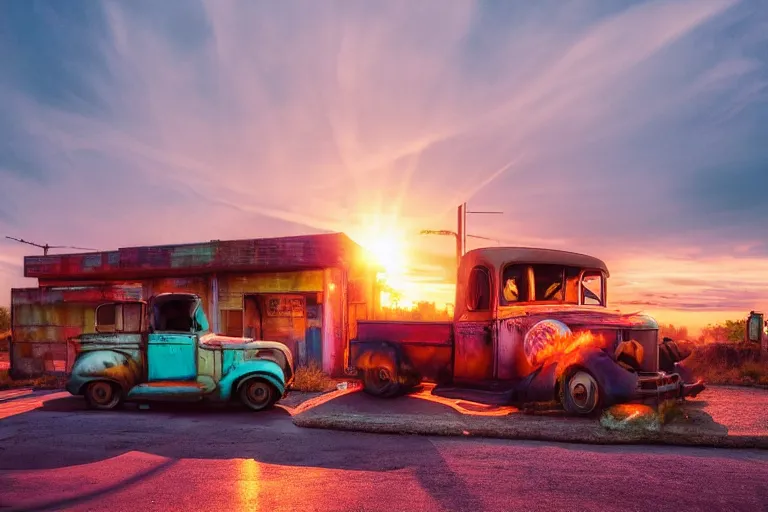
[363,366,401,398]
[84,381,122,410]
[560,369,602,416]
[239,379,277,412]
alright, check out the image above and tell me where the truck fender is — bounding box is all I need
[554,347,638,408]
[66,350,143,395]
[219,360,287,401]
[518,362,559,404]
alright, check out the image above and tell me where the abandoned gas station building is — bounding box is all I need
[10,233,378,377]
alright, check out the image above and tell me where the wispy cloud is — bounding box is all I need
[1,0,767,327]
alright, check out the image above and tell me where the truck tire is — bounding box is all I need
[559,368,602,416]
[363,366,402,398]
[239,378,277,412]
[84,381,123,410]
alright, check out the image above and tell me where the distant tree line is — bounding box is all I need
[660,319,748,344]
[377,301,453,321]
[0,306,9,334]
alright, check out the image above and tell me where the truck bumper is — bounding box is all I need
[634,371,704,401]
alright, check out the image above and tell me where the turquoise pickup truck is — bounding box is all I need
[66,292,293,412]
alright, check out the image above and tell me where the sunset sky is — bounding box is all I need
[1,0,767,333]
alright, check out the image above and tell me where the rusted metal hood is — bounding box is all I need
[199,333,294,353]
[497,305,658,330]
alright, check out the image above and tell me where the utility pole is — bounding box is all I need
[457,204,465,266]
[421,203,503,269]
[420,229,499,268]
[461,202,503,256]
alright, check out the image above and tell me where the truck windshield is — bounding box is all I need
[501,264,604,306]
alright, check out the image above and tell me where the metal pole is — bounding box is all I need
[456,205,463,268]
[462,202,467,258]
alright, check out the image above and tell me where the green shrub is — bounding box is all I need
[0,307,9,333]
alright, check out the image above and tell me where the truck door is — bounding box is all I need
[147,296,198,381]
[453,266,495,383]
[147,334,197,381]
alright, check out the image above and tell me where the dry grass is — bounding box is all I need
[686,343,768,387]
[291,362,337,392]
[0,370,66,390]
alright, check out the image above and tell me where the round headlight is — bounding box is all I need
[523,319,571,366]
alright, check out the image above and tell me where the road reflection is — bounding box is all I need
[408,385,519,417]
[238,458,261,511]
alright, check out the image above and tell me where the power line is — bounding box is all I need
[4,236,99,256]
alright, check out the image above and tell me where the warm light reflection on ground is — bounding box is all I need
[279,383,520,417]
[277,384,363,416]
[238,458,261,511]
[409,384,519,417]
[0,391,68,420]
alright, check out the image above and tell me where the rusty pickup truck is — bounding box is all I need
[66,293,294,412]
[350,247,704,415]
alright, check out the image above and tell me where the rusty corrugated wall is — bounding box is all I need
[10,284,143,377]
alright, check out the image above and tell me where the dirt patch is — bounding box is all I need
[0,370,66,391]
[292,387,768,449]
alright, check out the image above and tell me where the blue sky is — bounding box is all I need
[1,0,767,329]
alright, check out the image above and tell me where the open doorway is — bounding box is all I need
[243,293,323,368]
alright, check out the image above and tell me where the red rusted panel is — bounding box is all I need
[12,285,143,305]
[401,343,453,383]
[453,321,494,381]
[24,233,362,280]
[355,321,453,346]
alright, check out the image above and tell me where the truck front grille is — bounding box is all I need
[622,329,659,372]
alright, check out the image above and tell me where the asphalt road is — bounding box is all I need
[0,392,767,512]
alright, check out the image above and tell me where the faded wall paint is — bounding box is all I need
[323,268,346,375]
[25,233,363,280]
[218,271,324,310]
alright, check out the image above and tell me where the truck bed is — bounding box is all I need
[350,320,454,383]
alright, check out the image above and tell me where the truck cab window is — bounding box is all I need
[96,304,117,332]
[581,272,604,306]
[531,264,565,301]
[467,266,491,311]
[501,264,528,304]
